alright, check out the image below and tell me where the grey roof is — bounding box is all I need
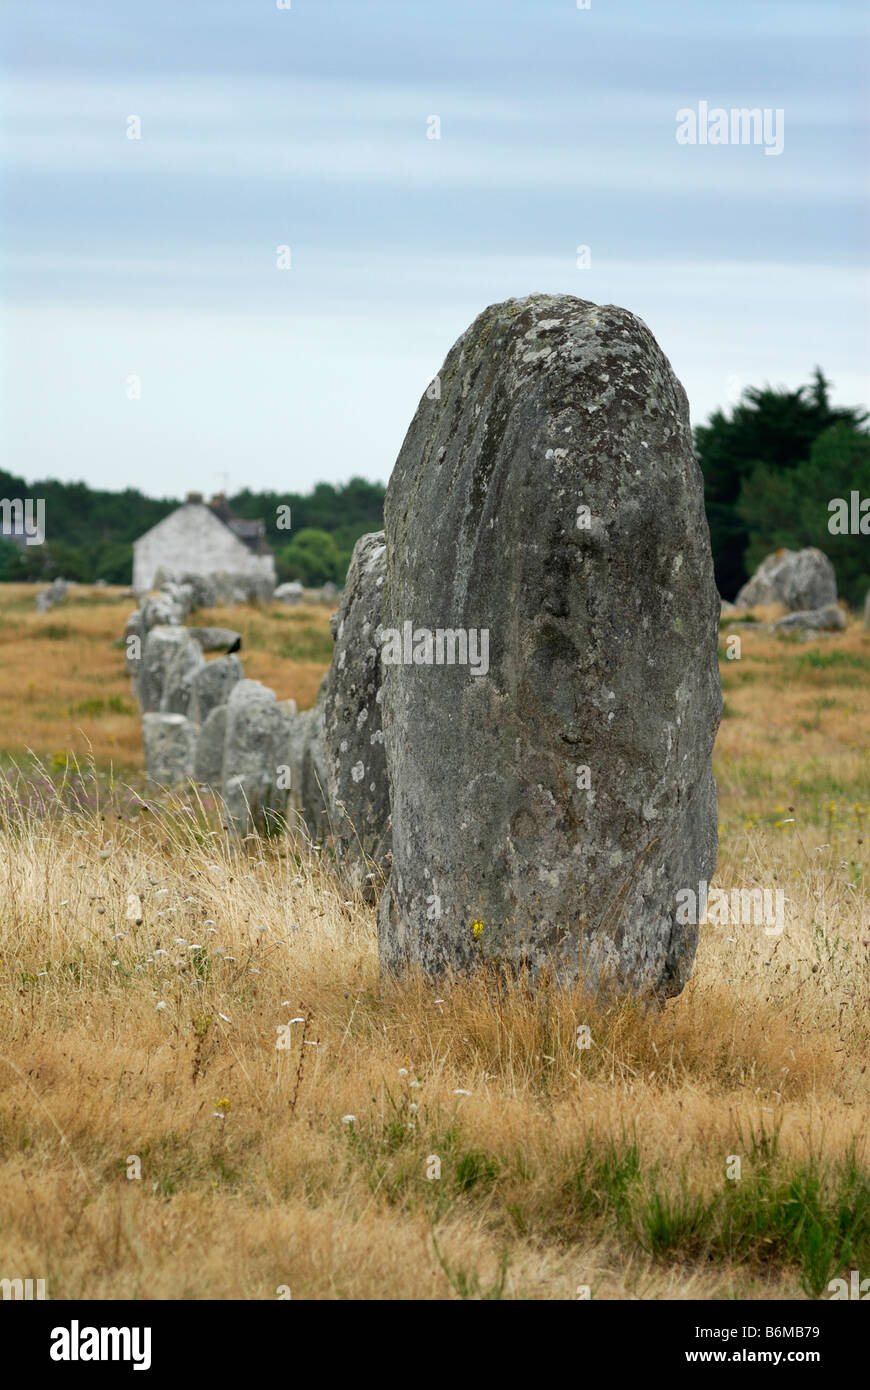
[206,498,271,557]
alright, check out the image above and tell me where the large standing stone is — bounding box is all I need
[735,548,837,611]
[142,713,197,785]
[377,294,721,998]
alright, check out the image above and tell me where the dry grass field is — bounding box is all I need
[0,584,333,774]
[0,584,867,1299]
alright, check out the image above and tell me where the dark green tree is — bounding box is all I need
[695,370,867,599]
[737,423,870,608]
[275,528,341,586]
[0,473,385,586]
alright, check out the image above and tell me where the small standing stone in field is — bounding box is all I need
[273,581,304,604]
[772,604,846,633]
[35,577,68,612]
[285,531,392,889]
[734,547,837,611]
[142,713,197,785]
[221,679,294,833]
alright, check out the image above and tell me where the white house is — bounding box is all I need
[132,493,276,594]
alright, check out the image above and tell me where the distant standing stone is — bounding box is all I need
[159,635,205,717]
[193,705,228,785]
[35,577,68,612]
[221,679,293,832]
[773,604,846,633]
[137,627,199,713]
[735,548,837,612]
[273,582,304,605]
[188,654,244,725]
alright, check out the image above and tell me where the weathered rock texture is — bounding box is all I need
[315,532,391,882]
[378,294,722,998]
[735,548,837,612]
[279,532,391,888]
[193,705,228,784]
[864,589,870,629]
[160,636,205,716]
[137,628,198,713]
[286,706,326,823]
[221,680,292,831]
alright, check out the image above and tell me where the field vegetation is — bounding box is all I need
[0,585,867,1298]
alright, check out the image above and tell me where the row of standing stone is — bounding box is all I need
[128,295,725,999]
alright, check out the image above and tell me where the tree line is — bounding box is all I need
[1,371,867,605]
[697,368,868,607]
[0,474,386,589]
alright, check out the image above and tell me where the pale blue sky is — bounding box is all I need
[1,0,867,497]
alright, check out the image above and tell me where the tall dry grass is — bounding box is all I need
[0,585,334,772]
[0,766,866,1299]
[0,592,867,1299]
[716,614,870,823]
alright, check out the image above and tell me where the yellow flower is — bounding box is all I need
[470,920,484,940]
[215,1097,230,1112]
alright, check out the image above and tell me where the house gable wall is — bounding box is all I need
[133,504,276,593]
